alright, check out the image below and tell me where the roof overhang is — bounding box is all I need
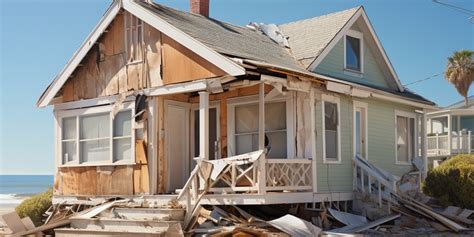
[307,7,405,93]
[37,0,245,108]
[427,108,474,117]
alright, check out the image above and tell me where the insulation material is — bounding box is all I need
[246,22,290,48]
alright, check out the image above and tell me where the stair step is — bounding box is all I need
[55,227,164,237]
[70,217,182,232]
[111,207,186,221]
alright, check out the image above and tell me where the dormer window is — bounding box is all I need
[344,30,363,73]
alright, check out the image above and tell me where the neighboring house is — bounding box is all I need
[427,95,474,158]
[37,0,436,208]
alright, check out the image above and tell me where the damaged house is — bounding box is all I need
[34,0,439,234]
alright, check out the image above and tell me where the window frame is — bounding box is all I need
[124,11,144,64]
[394,110,417,165]
[190,102,221,160]
[322,94,341,164]
[55,102,136,167]
[343,29,364,75]
[227,94,295,159]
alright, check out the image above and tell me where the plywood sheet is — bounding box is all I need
[162,35,225,85]
[110,165,134,195]
[77,167,97,195]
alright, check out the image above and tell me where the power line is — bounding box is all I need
[403,72,444,87]
[432,0,474,23]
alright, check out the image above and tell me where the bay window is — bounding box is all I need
[58,103,134,166]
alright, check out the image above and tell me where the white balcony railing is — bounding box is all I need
[427,131,473,156]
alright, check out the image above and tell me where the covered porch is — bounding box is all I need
[426,109,474,157]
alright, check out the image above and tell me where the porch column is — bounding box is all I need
[199,91,209,160]
[258,82,266,194]
[421,111,428,179]
[447,115,452,155]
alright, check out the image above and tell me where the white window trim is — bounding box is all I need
[353,101,369,160]
[394,110,417,165]
[227,94,295,159]
[343,29,364,75]
[55,102,136,167]
[190,102,221,159]
[322,94,341,164]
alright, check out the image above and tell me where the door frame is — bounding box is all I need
[164,100,191,192]
[190,102,221,160]
[353,101,368,160]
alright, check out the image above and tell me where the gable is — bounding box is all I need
[52,10,227,104]
[313,22,396,90]
[37,0,245,107]
[309,10,401,91]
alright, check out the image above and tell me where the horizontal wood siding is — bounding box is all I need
[363,98,418,176]
[315,94,353,192]
[314,34,390,89]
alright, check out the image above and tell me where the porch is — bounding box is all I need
[426,109,474,157]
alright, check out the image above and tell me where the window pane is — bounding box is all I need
[346,36,361,71]
[397,116,409,163]
[266,132,287,158]
[236,134,258,155]
[325,101,338,160]
[62,117,76,140]
[62,141,76,164]
[235,104,258,133]
[265,102,286,131]
[114,110,132,137]
[114,138,132,162]
[80,113,110,139]
[81,139,110,163]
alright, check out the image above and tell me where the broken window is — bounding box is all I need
[233,101,287,158]
[125,11,143,63]
[396,114,416,164]
[59,103,134,166]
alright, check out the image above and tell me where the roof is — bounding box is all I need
[136,1,304,72]
[446,95,474,109]
[279,7,359,68]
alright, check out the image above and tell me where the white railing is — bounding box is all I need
[265,159,312,191]
[353,155,397,208]
[427,131,473,156]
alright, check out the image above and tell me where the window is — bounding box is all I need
[125,12,143,63]
[58,103,134,166]
[322,95,340,163]
[344,30,363,73]
[396,112,416,164]
[232,101,287,158]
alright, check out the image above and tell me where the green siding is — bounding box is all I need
[314,34,390,89]
[315,96,418,192]
[316,95,353,192]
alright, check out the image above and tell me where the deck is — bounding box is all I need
[427,132,473,157]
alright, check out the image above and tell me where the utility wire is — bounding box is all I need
[432,0,474,22]
[403,72,444,87]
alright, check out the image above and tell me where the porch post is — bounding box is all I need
[199,91,209,160]
[421,110,428,179]
[447,115,452,155]
[258,82,266,194]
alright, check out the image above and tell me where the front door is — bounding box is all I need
[165,101,190,193]
[354,104,367,159]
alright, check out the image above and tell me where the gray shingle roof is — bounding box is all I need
[279,7,360,68]
[137,1,304,71]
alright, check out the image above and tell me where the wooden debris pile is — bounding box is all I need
[190,205,322,236]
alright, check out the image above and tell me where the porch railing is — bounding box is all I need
[427,131,473,156]
[265,159,312,191]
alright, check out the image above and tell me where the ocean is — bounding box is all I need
[0,175,54,207]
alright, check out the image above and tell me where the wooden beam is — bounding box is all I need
[199,91,210,159]
[258,82,266,194]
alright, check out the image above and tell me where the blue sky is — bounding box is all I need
[0,0,473,174]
